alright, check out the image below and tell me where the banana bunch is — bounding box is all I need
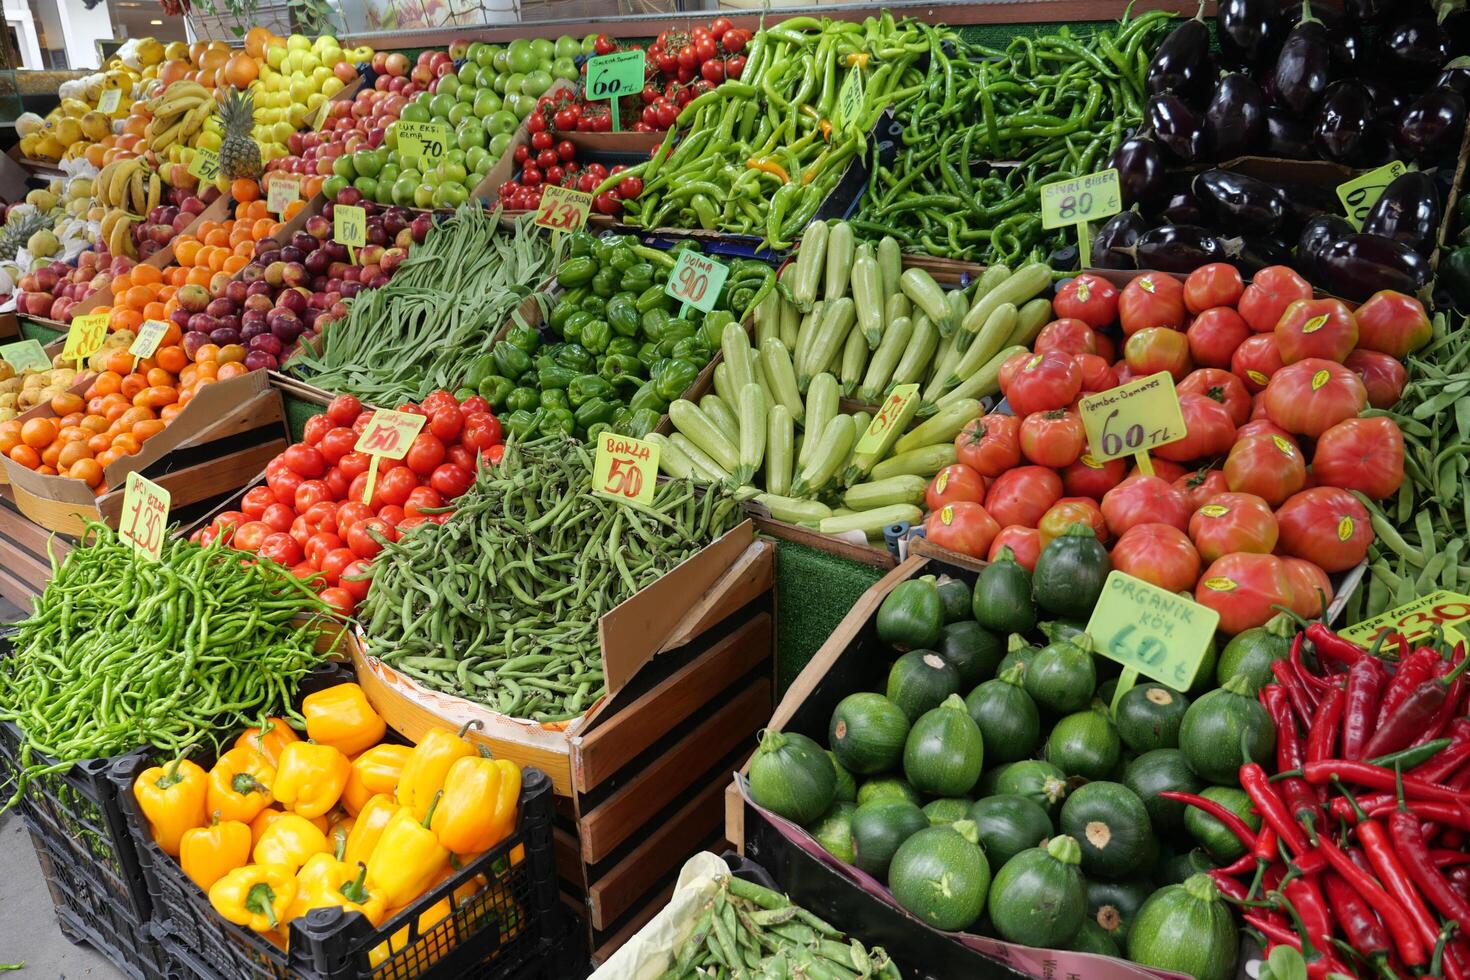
[144,80,214,153]
[100,210,137,259]
[94,157,161,214]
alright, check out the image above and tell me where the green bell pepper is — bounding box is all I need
[541,388,570,412]
[623,407,661,438]
[642,308,670,341]
[477,375,514,409]
[462,353,498,390]
[591,266,620,298]
[539,407,576,437]
[670,336,706,362]
[454,387,476,401]
[582,320,612,355]
[654,358,700,401]
[606,337,639,358]
[505,408,544,439]
[591,237,618,264]
[606,295,641,338]
[600,353,643,383]
[629,380,668,415]
[506,323,541,353]
[637,342,663,372]
[636,284,674,314]
[610,406,633,432]
[586,422,612,443]
[562,311,593,345]
[574,397,616,432]
[516,369,538,389]
[700,310,735,348]
[547,302,574,334]
[568,231,596,257]
[580,295,607,319]
[537,358,577,390]
[554,343,594,373]
[492,341,533,380]
[557,256,598,289]
[506,387,540,412]
[620,262,655,294]
[608,245,637,272]
[568,373,614,407]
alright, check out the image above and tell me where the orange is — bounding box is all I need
[199,47,228,72]
[223,255,248,275]
[156,345,187,373]
[50,392,84,415]
[160,404,185,423]
[186,267,213,287]
[303,176,325,199]
[40,442,63,469]
[131,265,162,286]
[87,431,112,454]
[224,54,258,89]
[120,374,147,400]
[144,367,172,387]
[234,239,256,258]
[216,344,246,364]
[110,273,132,296]
[80,415,109,434]
[283,199,306,221]
[8,444,40,468]
[111,433,142,456]
[248,200,269,222]
[159,60,190,86]
[96,448,123,468]
[252,217,276,240]
[216,362,247,381]
[57,425,86,444]
[232,178,260,202]
[69,458,103,488]
[104,402,130,423]
[175,240,202,266]
[105,349,134,376]
[0,429,19,454]
[208,250,227,273]
[193,344,220,363]
[204,227,229,248]
[20,418,56,449]
[112,309,143,333]
[91,372,122,397]
[57,441,92,469]
[193,360,220,380]
[143,302,167,322]
[132,419,167,442]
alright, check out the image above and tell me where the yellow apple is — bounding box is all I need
[320,77,344,99]
[286,33,310,51]
[266,43,286,70]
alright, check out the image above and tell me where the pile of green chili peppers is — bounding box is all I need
[852,10,1175,263]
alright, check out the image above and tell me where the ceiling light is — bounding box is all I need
[149,18,162,24]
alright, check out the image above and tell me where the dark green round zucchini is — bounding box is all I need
[850,799,929,881]
[877,579,945,651]
[1045,704,1122,782]
[1068,919,1120,957]
[889,821,991,932]
[810,802,856,863]
[1059,780,1158,880]
[886,650,960,722]
[972,547,1037,634]
[964,664,1040,765]
[1122,748,1204,835]
[987,835,1087,949]
[830,692,910,775]
[857,777,921,808]
[922,797,973,825]
[748,730,836,825]
[1023,636,1097,715]
[828,751,857,803]
[1178,676,1276,785]
[938,620,1004,688]
[1216,611,1295,695]
[995,759,1069,816]
[1031,523,1110,618]
[935,576,973,624]
[968,794,1053,870]
[1086,878,1156,944]
[1113,683,1191,754]
[903,694,984,797]
[1128,875,1239,980]
[1183,785,1260,863]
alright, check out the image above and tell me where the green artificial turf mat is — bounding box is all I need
[774,539,884,695]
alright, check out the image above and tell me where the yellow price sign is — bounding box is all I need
[1338,590,1470,648]
[130,319,169,366]
[1338,161,1408,231]
[0,339,50,373]
[593,431,659,506]
[1078,371,1187,467]
[534,185,593,233]
[267,177,300,215]
[1040,169,1122,269]
[355,408,428,505]
[1087,571,1220,701]
[396,121,452,163]
[312,99,332,131]
[98,88,122,114]
[856,383,919,454]
[118,471,171,561]
[188,147,221,183]
[63,313,108,367]
[334,204,366,248]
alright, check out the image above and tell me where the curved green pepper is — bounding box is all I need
[636,284,674,314]
[606,337,639,358]
[537,359,577,390]
[610,406,634,432]
[462,353,498,390]
[629,381,668,415]
[600,353,643,383]
[654,358,700,401]
[568,373,614,408]
[477,375,514,409]
[620,263,655,294]
[700,310,736,348]
[623,407,661,439]
[557,256,598,289]
[505,408,544,439]
[541,388,570,412]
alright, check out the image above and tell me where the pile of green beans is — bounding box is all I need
[852,11,1175,263]
[0,523,331,805]
[359,437,741,722]
[663,873,900,979]
[290,205,563,405]
[605,14,934,248]
[1348,316,1470,621]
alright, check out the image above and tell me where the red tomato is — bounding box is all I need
[258,532,304,568]
[319,547,358,585]
[1238,266,1311,333]
[266,465,304,506]
[1154,392,1236,463]
[1281,557,1334,619]
[486,444,506,465]
[1075,353,1118,393]
[459,395,491,415]
[303,414,334,446]
[318,427,358,465]
[289,564,319,586]
[1052,273,1119,328]
[338,559,373,602]
[1019,410,1086,468]
[294,480,333,513]
[319,587,356,618]
[1111,523,1201,592]
[335,501,373,532]
[404,432,446,477]
[997,350,1034,392]
[1034,319,1099,356]
[1004,351,1082,416]
[1183,263,1245,314]
[420,390,457,415]
[1186,307,1252,369]
[304,532,343,568]
[1196,553,1295,635]
[404,485,445,518]
[955,414,1021,477]
[1101,475,1192,536]
[1177,368,1251,426]
[347,473,383,511]
[1188,491,1279,562]
[1062,454,1128,499]
[925,464,986,511]
[338,451,372,480]
[1310,416,1405,501]
[260,503,296,534]
[989,526,1042,570]
[1174,467,1229,510]
[289,516,313,549]
[428,406,464,442]
[461,412,503,454]
[241,485,278,519]
[326,394,363,427]
[1224,434,1307,507]
[1343,349,1407,409]
[232,520,272,553]
[302,501,337,535]
[1232,333,1285,393]
[446,444,478,472]
[1275,298,1358,364]
[371,465,416,507]
[985,467,1063,528]
[1037,497,1106,545]
[376,504,406,528]
[322,467,351,500]
[1263,359,1367,437]
[925,502,1000,558]
[1124,327,1192,380]
[1353,290,1432,359]
[1235,419,1294,444]
[1128,457,1188,484]
[347,517,393,559]
[352,412,374,435]
[1275,486,1373,572]
[429,463,474,499]
[1118,273,1186,336]
[398,515,429,532]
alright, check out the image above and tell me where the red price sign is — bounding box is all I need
[1339,590,1470,648]
[592,431,659,507]
[119,472,170,560]
[534,185,592,233]
[663,250,729,314]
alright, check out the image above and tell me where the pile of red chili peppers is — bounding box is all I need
[1169,620,1470,980]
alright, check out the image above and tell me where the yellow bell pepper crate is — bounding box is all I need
[113,673,567,980]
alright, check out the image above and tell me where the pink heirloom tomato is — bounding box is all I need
[1101,475,1193,537]
[1188,492,1279,561]
[925,502,999,559]
[1037,497,1107,545]
[1196,552,1296,635]
[1262,359,1367,438]
[1062,454,1129,500]
[986,466,1063,528]
[1004,351,1083,416]
[955,414,1021,477]
[1274,298,1358,364]
[1174,467,1230,510]
[1154,392,1237,463]
[925,464,986,512]
[989,528,1042,571]
[1053,273,1119,328]
[1124,327,1193,380]
[1177,368,1252,426]
[1223,433,1307,507]
[1343,349,1408,409]
[1075,353,1118,393]
[1352,290,1432,359]
[1119,273,1186,335]
[1275,487,1374,572]
[1309,416,1405,500]
[1020,410,1086,468]
[1186,307,1253,369]
[1184,263,1245,314]
[1238,266,1311,333]
[1035,318,1100,356]
[1282,557,1334,619]
[1231,334,1285,393]
[1110,523,1201,592]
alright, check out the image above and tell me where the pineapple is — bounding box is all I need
[0,210,51,261]
[217,87,262,181]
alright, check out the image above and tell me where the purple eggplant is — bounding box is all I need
[1378,17,1451,78]
[1345,0,1391,22]
[1363,171,1443,256]
[1118,225,1241,273]
[1160,187,1205,225]
[1218,0,1283,64]
[1108,136,1167,210]
[1265,108,1314,158]
[1396,90,1467,160]
[1314,234,1432,300]
[1236,237,1297,276]
[1296,214,1355,280]
[1363,79,1410,124]
[1148,94,1207,163]
[1435,65,1470,97]
[1091,211,1148,270]
[1193,169,1287,235]
[1285,3,1366,73]
[1314,81,1378,164]
[1205,74,1267,160]
[1275,2,1331,117]
[1146,7,1214,103]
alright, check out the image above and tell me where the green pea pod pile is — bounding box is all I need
[853,11,1176,263]
[359,436,742,723]
[0,523,331,807]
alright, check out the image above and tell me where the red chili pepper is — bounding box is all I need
[1217,851,1257,876]
[1304,682,1345,767]
[1377,647,1444,726]
[1283,876,1334,958]
[1387,808,1470,926]
[1322,869,1395,977]
[1357,819,1441,953]
[1419,645,1469,745]
[1413,720,1470,782]
[1245,912,1303,951]
[1292,632,1333,695]
[1159,790,1259,851]
[1306,621,1366,666]
[1300,760,1467,804]
[1240,763,1324,873]
[1342,656,1388,761]
[1367,799,1470,830]
[1448,865,1470,903]
[1274,643,1317,726]
[1261,684,1320,824]
[1270,889,1348,980]
[1208,868,1249,900]
[1314,833,1427,967]
[1362,650,1470,759]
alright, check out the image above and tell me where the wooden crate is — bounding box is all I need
[0,486,68,609]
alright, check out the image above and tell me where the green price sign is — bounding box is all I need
[855,384,918,454]
[98,88,122,114]
[1337,589,1470,648]
[397,120,451,163]
[0,339,50,374]
[1338,161,1408,231]
[664,250,729,315]
[1077,371,1187,465]
[838,70,865,130]
[334,205,366,248]
[1040,169,1123,230]
[586,51,646,100]
[1087,571,1220,697]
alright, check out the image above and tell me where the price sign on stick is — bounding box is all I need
[837,70,865,131]
[334,204,366,262]
[130,319,169,371]
[0,340,50,374]
[188,147,221,183]
[1040,169,1122,269]
[585,51,645,132]
[266,177,299,215]
[1087,571,1220,711]
[592,431,659,507]
[664,250,729,318]
[1077,370,1187,476]
[1338,590,1470,648]
[63,313,108,371]
[119,472,171,561]
[98,88,122,114]
[856,384,919,454]
[1338,161,1408,230]
[355,409,427,505]
[534,185,592,240]
[396,121,451,164]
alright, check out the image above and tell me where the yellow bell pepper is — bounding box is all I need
[209,864,298,933]
[429,754,520,855]
[180,816,252,891]
[343,794,397,867]
[303,683,386,757]
[251,808,329,846]
[341,744,411,815]
[253,813,329,871]
[206,746,276,824]
[272,741,350,819]
[236,718,300,766]
[132,755,209,857]
[328,811,355,858]
[396,726,476,821]
[292,853,387,927]
[365,795,449,908]
[368,898,451,969]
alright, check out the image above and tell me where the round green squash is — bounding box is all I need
[1122,748,1204,835]
[886,650,960,722]
[851,799,930,881]
[1086,878,1155,944]
[1068,919,1120,957]
[903,694,984,797]
[830,692,910,775]
[922,797,974,825]
[1024,636,1097,715]
[877,579,944,651]
[828,751,857,803]
[1183,785,1261,863]
[1178,675,1276,784]
[995,634,1043,681]
[1113,683,1191,754]
[1216,611,1295,695]
[938,620,1004,688]
[995,759,1069,816]
[987,835,1088,949]
[889,820,991,932]
[1059,781,1157,880]
[973,547,1037,634]
[1155,847,1216,887]
[810,802,856,863]
[748,730,836,826]
[857,777,921,808]
[935,576,973,624]
[1031,523,1111,618]
[1128,874,1239,980]
[964,664,1040,765]
[968,794,1053,870]
[1045,704,1122,781]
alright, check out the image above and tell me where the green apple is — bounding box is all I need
[486,110,518,135]
[391,177,418,205]
[504,73,525,98]
[332,154,358,180]
[457,83,477,104]
[581,34,598,54]
[438,181,469,207]
[399,102,430,124]
[492,73,509,96]
[353,176,378,200]
[551,57,577,81]
[554,35,580,59]
[436,74,460,98]
[352,147,385,178]
[322,174,349,199]
[466,42,488,65]
[447,102,471,127]
[530,38,555,64]
[444,147,466,165]
[437,160,468,185]
[458,62,479,87]
[507,39,537,74]
[429,93,456,119]
[378,163,400,185]
[490,47,509,73]
[457,122,488,151]
[489,132,513,157]
[520,70,553,97]
[472,89,502,118]
[413,183,436,208]
[465,146,490,172]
